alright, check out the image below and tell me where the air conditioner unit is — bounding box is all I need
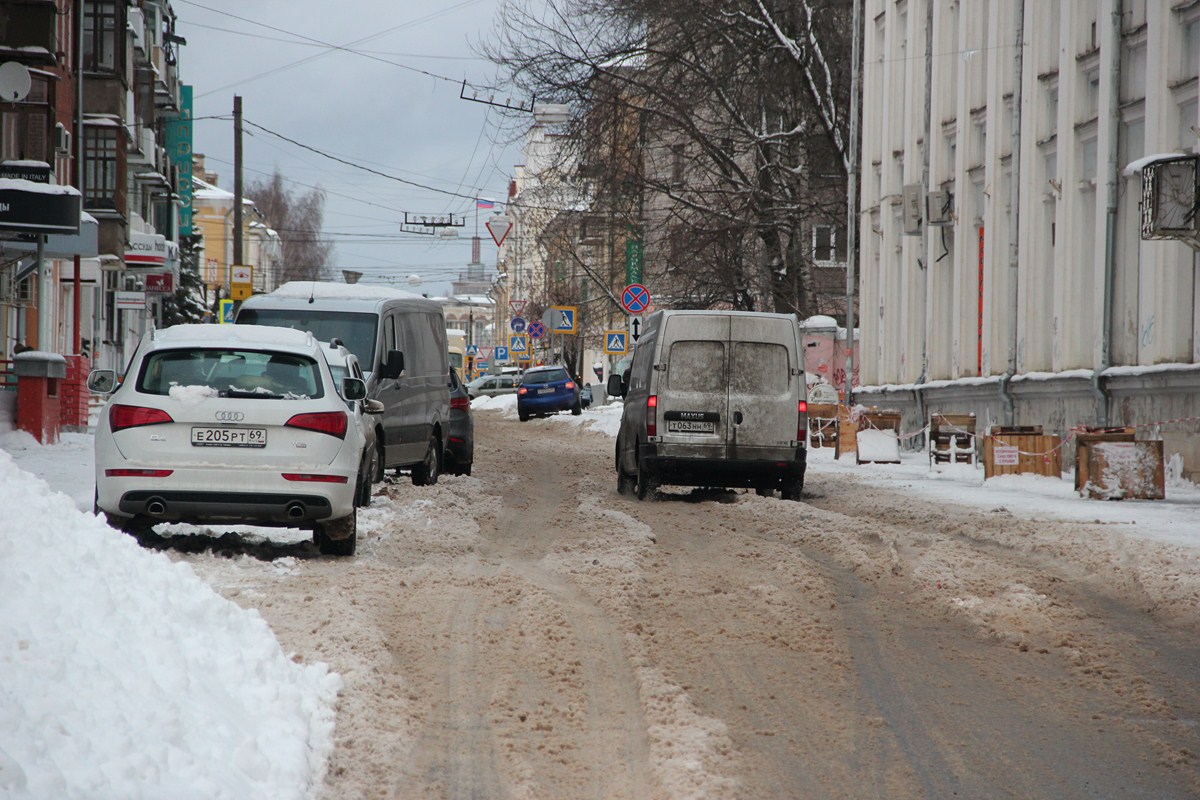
[54,123,71,155]
[926,190,955,226]
[902,184,923,235]
[1140,156,1199,248]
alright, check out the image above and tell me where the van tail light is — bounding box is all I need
[797,400,809,442]
[282,473,348,483]
[105,469,174,478]
[285,411,348,439]
[646,395,658,437]
[450,395,470,411]
[110,404,173,432]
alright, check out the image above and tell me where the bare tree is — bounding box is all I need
[245,171,334,283]
[486,0,852,319]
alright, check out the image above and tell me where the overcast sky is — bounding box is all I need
[174,0,526,297]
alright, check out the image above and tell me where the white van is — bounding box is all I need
[237,282,451,485]
[607,310,808,500]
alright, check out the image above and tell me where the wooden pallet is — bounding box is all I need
[1073,427,1136,492]
[1084,441,1165,500]
[983,426,1062,479]
[806,403,841,449]
[930,413,976,465]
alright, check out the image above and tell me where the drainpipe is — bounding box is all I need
[1092,0,1123,425]
[1001,0,1025,425]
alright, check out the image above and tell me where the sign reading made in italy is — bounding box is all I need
[0,178,81,235]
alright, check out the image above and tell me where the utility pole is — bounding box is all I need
[232,95,243,298]
[844,0,862,407]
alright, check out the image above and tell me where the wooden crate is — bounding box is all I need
[930,413,976,465]
[1084,441,1165,500]
[1073,427,1136,492]
[855,410,902,464]
[983,426,1062,479]
[806,403,841,449]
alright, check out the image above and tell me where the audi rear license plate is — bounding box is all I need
[667,419,716,433]
[537,387,555,394]
[191,426,267,448]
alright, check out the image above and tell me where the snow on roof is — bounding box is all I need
[1123,152,1192,175]
[0,178,81,196]
[13,351,67,363]
[151,323,316,349]
[269,281,426,301]
[799,315,838,329]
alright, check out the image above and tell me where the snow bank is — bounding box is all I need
[0,450,341,799]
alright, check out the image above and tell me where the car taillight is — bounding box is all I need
[282,473,348,483]
[285,411,348,439]
[450,396,470,411]
[104,469,174,478]
[565,381,575,390]
[110,404,173,432]
[518,387,528,395]
[797,400,808,442]
[646,394,657,437]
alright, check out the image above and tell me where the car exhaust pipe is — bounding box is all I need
[286,502,306,520]
[146,498,167,517]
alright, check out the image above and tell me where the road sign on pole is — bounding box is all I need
[509,299,527,316]
[604,331,628,354]
[621,283,650,314]
[510,316,526,333]
[527,320,546,339]
[485,214,513,246]
[629,315,644,342]
[550,306,577,334]
[509,334,529,354]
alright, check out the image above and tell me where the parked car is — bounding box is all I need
[237,282,451,486]
[321,341,386,506]
[88,324,372,556]
[466,373,520,399]
[608,309,808,501]
[444,369,474,476]
[516,365,581,421]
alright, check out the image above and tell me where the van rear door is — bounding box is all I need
[725,315,799,459]
[657,315,731,459]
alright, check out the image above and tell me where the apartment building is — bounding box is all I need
[856,0,1199,472]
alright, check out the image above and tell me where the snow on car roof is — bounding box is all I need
[268,281,426,301]
[150,323,317,349]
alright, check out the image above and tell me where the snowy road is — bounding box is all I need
[122,409,1200,798]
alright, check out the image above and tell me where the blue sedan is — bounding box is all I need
[516,366,581,421]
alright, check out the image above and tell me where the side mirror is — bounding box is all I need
[380,349,404,380]
[87,369,118,394]
[342,376,367,401]
[362,399,385,415]
[606,374,625,398]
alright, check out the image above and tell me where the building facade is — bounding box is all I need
[856,0,1200,476]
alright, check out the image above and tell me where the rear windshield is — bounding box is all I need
[521,368,569,386]
[138,349,324,399]
[236,309,378,372]
[667,340,726,392]
[730,342,790,395]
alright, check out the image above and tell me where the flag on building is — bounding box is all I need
[476,198,495,210]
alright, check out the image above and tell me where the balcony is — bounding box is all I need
[0,1,57,65]
[151,46,180,110]
[128,127,155,167]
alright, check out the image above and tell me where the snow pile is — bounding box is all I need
[0,449,341,800]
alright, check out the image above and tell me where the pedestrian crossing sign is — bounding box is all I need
[509,334,529,354]
[604,330,628,354]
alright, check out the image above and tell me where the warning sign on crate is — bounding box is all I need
[992,445,1020,466]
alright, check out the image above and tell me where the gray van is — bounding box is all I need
[237,282,451,485]
[607,309,808,500]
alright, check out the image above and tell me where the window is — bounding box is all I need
[1180,11,1200,83]
[0,75,51,162]
[671,145,685,186]
[83,125,120,210]
[83,0,120,72]
[730,343,789,396]
[667,341,725,392]
[812,225,844,266]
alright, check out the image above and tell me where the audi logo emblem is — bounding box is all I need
[214,411,244,422]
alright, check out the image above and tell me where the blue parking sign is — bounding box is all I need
[494,346,509,363]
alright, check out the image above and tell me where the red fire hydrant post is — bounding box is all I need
[14,351,67,445]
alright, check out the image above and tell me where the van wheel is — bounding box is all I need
[411,437,441,486]
[781,473,804,501]
[373,438,386,482]
[316,513,357,556]
[755,486,774,497]
[617,464,636,495]
[636,464,658,501]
